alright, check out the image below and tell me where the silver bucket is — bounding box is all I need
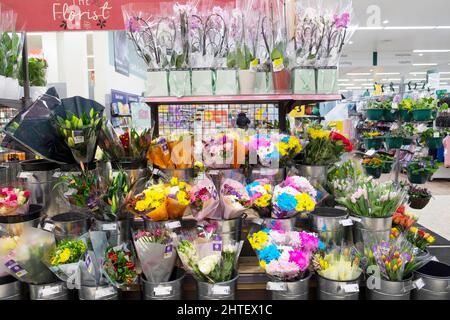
[271,272,311,300]
[94,219,131,246]
[158,168,195,183]
[29,281,70,300]
[264,216,297,231]
[412,261,450,300]
[366,277,412,300]
[0,277,21,300]
[43,211,91,241]
[0,204,42,236]
[78,285,118,300]
[297,165,328,185]
[197,274,239,300]
[317,274,361,300]
[350,215,392,250]
[142,269,185,300]
[250,167,286,185]
[0,166,8,185]
[310,207,348,246]
[111,160,149,185]
[205,216,245,242]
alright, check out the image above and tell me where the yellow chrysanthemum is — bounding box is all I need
[254,194,271,207]
[177,191,189,206]
[276,142,289,156]
[248,231,269,250]
[307,128,331,139]
[288,136,302,153]
[263,184,272,192]
[135,200,150,212]
[59,248,71,263]
[259,260,267,269]
[294,193,316,212]
[170,177,179,186]
[179,181,187,190]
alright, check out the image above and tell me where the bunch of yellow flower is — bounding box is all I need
[363,131,383,138]
[307,128,331,139]
[135,184,166,212]
[276,135,302,157]
[254,193,272,207]
[248,230,269,251]
[166,177,190,206]
[50,239,87,266]
[294,193,316,212]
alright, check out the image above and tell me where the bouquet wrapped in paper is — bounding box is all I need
[133,228,176,283]
[176,230,243,283]
[248,225,321,281]
[0,227,56,284]
[246,179,273,218]
[189,177,220,221]
[0,186,30,216]
[103,243,138,287]
[78,231,109,287]
[218,178,251,220]
[148,133,194,169]
[313,246,362,281]
[202,132,246,169]
[248,134,280,168]
[272,176,317,219]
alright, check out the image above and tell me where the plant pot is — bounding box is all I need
[0,277,22,300]
[366,109,384,121]
[142,268,185,300]
[412,109,433,121]
[385,136,404,149]
[382,161,394,174]
[191,68,214,96]
[383,109,398,122]
[292,67,316,94]
[399,109,413,122]
[407,169,430,185]
[168,70,191,97]
[272,69,291,93]
[408,196,431,210]
[255,71,272,94]
[412,261,450,300]
[310,207,348,246]
[317,274,361,300]
[363,165,382,179]
[270,271,311,300]
[316,67,338,94]
[196,274,239,300]
[426,137,443,149]
[297,164,328,185]
[363,137,384,150]
[350,214,392,251]
[366,277,413,300]
[204,216,245,243]
[29,281,70,300]
[215,69,238,95]
[238,70,256,94]
[403,138,414,145]
[146,70,169,96]
[78,285,118,300]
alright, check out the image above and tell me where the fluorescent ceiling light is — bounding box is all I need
[376,72,400,75]
[413,49,450,53]
[407,78,425,81]
[349,41,354,45]
[388,78,401,81]
[385,26,435,30]
[440,72,450,74]
[441,82,448,85]
[409,72,426,75]
[346,72,371,76]
[346,87,362,89]
[412,63,438,66]
[338,83,353,86]
[337,79,350,82]
[362,83,373,86]
[382,20,389,24]
[440,77,450,80]
[436,26,450,29]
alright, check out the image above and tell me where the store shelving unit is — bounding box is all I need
[145,94,342,136]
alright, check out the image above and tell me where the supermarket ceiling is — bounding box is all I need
[340,0,450,84]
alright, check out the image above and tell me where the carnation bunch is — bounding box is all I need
[0,187,30,216]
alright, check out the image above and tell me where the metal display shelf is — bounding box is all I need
[145,94,342,135]
[0,98,25,110]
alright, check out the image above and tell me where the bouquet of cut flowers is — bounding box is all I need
[406,226,435,250]
[202,132,246,169]
[213,178,251,220]
[103,243,138,287]
[189,177,220,221]
[392,205,418,231]
[246,179,273,218]
[276,134,303,167]
[132,228,176,283]
[248,134,280,168]
[272,176,317,219]
[148,133,194,169]
[336,180,406,218]
[0,234,19,277]
[364,236,432,281]
[313,247,362,281]
[0,187,30,216]
[327,159,365,197]
[176,231,243,283]
[248,226,320,281]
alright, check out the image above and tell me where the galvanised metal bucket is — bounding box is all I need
[298,165,328,185]
[112,160,149,185]
[142,269,185,300]
[44,211,91,241]
[0,276,21,300]
[197,274,239,300]
[366,277,412,300]
[94,218,131,247]
[310,207,348,246]
[271,272,311,300]
[29,281,70,300]
[250,168,286,185]
[0,166,8,185]
[317,274,361,300]
[205,216,245,242]
[412,261,450,300]
[0,204,42,236]
[350,215,392,250]
[78,285,118,300]
[264,216,297,231]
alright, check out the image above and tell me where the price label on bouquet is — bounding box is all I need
[365,149,376,156]
[40,285,62,297]
[339,219,353,227]
[43,223,55,232]
[4,259,28,278]
[102,223,117,231]
[434,132,440,138]
[164,242,173,259]
[18,172,33,179]
[266,282,287,291]
[95,286,116,299]
[154,286,172,296]
[343,283,359,293]
[413,278,425,290]
[213,235,222,252]
[73,131,85,145]
[165,221,181,229]
[84,253,94,275]
[349,216,362,223]
[212,285,230,295]
[53,172,62,178]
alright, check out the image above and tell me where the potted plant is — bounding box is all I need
[366,99,385,121]
[362,131,384,150]
[419,128,446,149]
[381,97,397,122]
[412,97,437,121]
[385,126,410,149]
[19,57,48,100]
[407,185,432,210]
[406,157,439,184]
[0,29,24,99]
[398,98,415,122]
[361,157,384,179]
[233,44,256,94]
[377,153,395,173]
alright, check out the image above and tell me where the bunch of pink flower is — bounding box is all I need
[0,187,30,216]
[284,176,317,200]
